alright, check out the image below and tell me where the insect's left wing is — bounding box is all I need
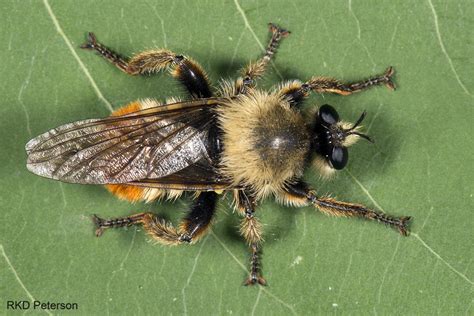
[26,99,222,184]
[129,159,234,191]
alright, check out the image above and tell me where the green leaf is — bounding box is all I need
[1,0,472,314]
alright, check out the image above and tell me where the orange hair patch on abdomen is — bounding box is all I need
[110,101,142,116]
[106,184,145,202]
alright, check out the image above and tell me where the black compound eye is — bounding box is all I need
[319,104,339,125]
[329,146,348,170]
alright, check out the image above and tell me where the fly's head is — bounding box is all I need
[311,104,373,176]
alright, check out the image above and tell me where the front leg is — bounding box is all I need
[280,180,411,235]
[277,67,396,107]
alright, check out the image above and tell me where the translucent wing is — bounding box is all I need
[129,159,235,191]
[26,99,222,184]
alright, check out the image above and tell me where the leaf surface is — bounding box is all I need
[1,0,472,314]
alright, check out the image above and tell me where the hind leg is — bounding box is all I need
[94,191,217,245]
[81,32,212,98]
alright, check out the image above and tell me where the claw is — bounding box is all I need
[92,214,105,237]
[244,275,267,286]
[268,22,290,37]
[397,216,412,236]
[80,32,98,50]
[383,66,396,90]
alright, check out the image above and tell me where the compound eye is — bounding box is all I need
[319,104,340,125]
[329,146,348,170]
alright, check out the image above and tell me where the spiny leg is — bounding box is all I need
[277,67,396,107]
[305,66,395,95]
[275,80,308,107]
[93,191,217,244]
[234,190,266,285]
[282,180,411,235]
[81,32,212,98]
[236,23,290,94]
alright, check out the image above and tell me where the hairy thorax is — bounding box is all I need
[217,90,310,199]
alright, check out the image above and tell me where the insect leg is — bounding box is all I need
[81,32,212,98]
[305,66,396,96]
[93,212,182,245]
[275,67,396,108]
[281,181,411,236]
[178,191,217,242]
[93,191,217,245]
[234,190,266,286]
[235,23,290,94]
[275,80,308,107]
[80,32,129,73]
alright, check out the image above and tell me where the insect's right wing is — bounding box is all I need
[26,99,223,185]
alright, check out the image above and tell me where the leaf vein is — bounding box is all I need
[347,170,474,286]
[412,233,473,285]
[210,231,298,315]
[427,0,472,97]
[0,244,53,316]
[42,0,114,112]
[377,236,401,304]
[182,236,208,316]
[145,0,168,48]
[251,287,263,316]
[348,0,361,40]
[233,0,283,79]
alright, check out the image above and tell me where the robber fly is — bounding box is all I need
[25,23,411,285]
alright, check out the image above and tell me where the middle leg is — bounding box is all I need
[234,23,290,94]
[234,190,266,285]
[279,180,411,236]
